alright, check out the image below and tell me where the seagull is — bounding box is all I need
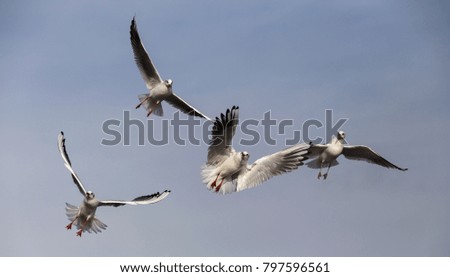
[130,16,211,120]
[202,106,311,194]
[306,130,408,180]
[57,132,170,236]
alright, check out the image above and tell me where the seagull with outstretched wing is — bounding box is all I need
[130,16,210,120]
[306,130,408,180]
[58,132,170,236]
[202,106,311,194]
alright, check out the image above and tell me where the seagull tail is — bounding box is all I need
[89,218,108,234]
[138,94,164,116]
[201,164,235,194]
[201,164,216,189]
[65,203,79,221]
[306,158,339,169]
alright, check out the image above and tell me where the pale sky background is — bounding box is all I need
[1,0,449,256]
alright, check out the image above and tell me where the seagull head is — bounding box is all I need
[165,79,173,88]
[337,130,346,140]
[241,151,249,161]
[86,191,95,199]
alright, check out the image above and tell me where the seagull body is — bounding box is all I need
[317,136,344,166]
[202,106,311,194]
[307,131,408,179]
[58,132,170,236]
[130,16,210,120]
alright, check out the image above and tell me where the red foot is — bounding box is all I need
[76,229,83,237]
[66,223,73,230]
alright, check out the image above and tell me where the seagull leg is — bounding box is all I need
[66,217,77,230]
[76,220,88,237]
[66,218,76,230]
[136,95,151,109]
[76,229,83,237]
[210,174,220,189]
[215,178,225,192]
[146,100,161,117]
[318,162,323,179]
[323,163,332,180]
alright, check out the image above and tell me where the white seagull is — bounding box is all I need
[57,132,170,236]
[306,130,408,180]
[202,106,311,194]
[130,16,210,120]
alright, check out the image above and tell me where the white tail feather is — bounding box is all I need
[201,165,236,194]
[306,158,339,169]
[138,94,164,116]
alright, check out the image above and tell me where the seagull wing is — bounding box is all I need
[130,16,162,89]
[98,190,171,207]
[165,92,211,120]
[57,132,88,196]
[207,106,239,165]
[237,143,311,191]
[342,145,408,171]
[308,144,328,156]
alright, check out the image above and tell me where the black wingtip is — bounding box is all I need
[130,15,137,32]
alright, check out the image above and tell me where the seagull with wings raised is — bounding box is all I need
[306,130,408,180]
[202,106,311,194]
[57,132,170,236]
[130,16,210,120]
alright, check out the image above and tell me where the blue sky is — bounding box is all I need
[1,0,449,256]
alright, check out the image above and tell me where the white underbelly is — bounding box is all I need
[321,145,343,162]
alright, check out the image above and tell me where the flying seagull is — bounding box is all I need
[130,16,210,120]
[202,106,311,194]
[57,132,170,236]
[306,130,408,180]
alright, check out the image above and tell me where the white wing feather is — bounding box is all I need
[130,16,162,89]
[207,106,239,165]
[165,93,211,120]
[237,143,310,191]
[58,132,88,196]
[342,145,407,171]
[98,190,171,207]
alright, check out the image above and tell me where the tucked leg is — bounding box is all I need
[136,95,150,109]
[215,178,225,192]
[211,174,220,189]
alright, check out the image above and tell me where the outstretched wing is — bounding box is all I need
[130,16,162,89]
[342,145,408,171]
[207,106,239,165]
[308,144,328,157]
[98,190,171,207]
[237,143,311,191]
[57,132,88,196]
[165,93,211,120]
